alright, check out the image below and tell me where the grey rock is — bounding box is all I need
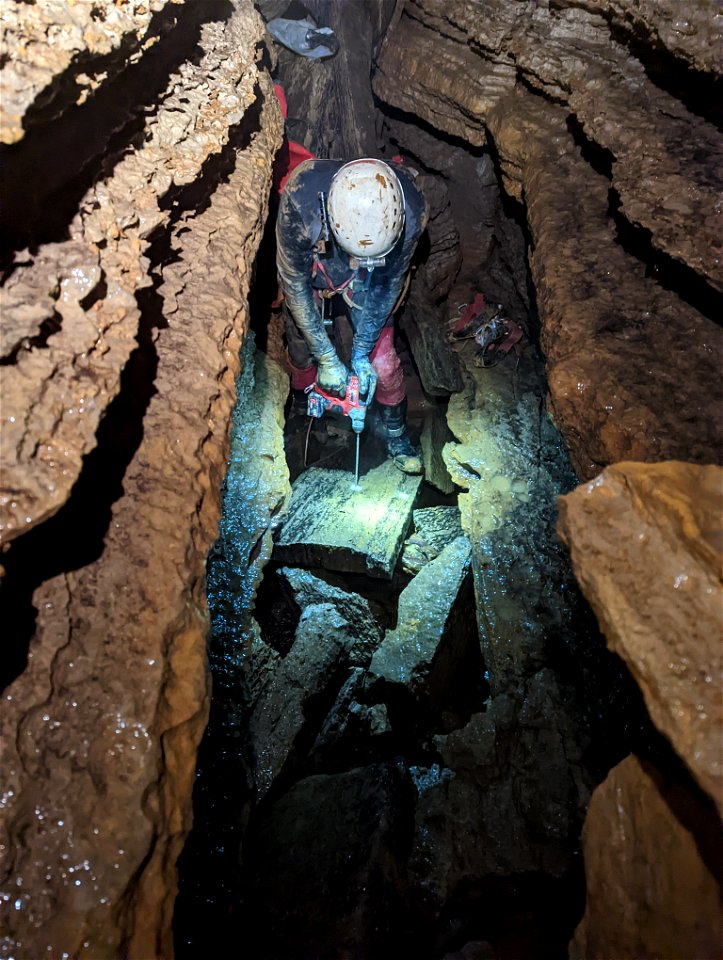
[401,280,463,397]
[420,406,457,494]
[312,667,392,756]
[403,505,464,573]
[279,566,382,665]
[244,763,413,955]
[406,670,587,909]
[275,461,422,578]
[369,536,474,710]
[248,602,360,798]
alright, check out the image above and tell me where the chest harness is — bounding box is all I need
[311,190,381,314]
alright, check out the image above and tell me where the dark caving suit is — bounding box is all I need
[276,158,427,469]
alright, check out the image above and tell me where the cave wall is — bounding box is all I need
[1,0,721,956]
[374,0,723,479]
[0,2,283,956]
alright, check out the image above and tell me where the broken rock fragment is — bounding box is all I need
[279,566,382,665]
[402,505,463,573]
[369,536,476,711]
[274,461,422,578]
[248,602,362,798]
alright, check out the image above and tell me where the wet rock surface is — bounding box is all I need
[370,536,475,709]
[374,0,723,478]
[558,460,723,811]
[402,505,463,573]
[275,462,423,578]
[570,753,722,960]
[0,3,283,957]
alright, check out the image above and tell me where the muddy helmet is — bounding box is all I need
[327,159,405,259]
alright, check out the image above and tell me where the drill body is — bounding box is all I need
[306,375,370,434]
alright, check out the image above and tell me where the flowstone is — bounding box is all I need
[274,461,422,578]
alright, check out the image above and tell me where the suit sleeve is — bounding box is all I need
[276,174,336,363]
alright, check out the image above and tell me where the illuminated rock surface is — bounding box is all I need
[558,460,723,811]
[402,505,464,574]
[279,567,382,664]
[570,754,721,960]
[370,536,474,707]
[275,462,422,578]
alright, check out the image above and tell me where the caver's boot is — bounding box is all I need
[376,398,423,475]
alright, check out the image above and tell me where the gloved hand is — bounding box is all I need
[316,350,349,396]
[351,354,377,402]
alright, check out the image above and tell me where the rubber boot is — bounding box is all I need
[376,398,423,475]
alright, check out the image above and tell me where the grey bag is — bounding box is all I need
[266,16,339,60]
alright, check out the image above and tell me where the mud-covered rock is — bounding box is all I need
[275,461,422,578]
[248,603,363,797]
[312,667,392,758]
[279,567,382,665]
[402,505,463,573]
[369,536,476,711]
[558,461,723,810]
[570,754,721,960]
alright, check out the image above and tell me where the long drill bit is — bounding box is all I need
[354,432,360,487]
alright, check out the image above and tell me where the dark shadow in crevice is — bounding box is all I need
[0,0,234,264]
[565,113,722,325]
[0,310,63,366]
[374,97,486,170]
[0,278,165,693]
[606,18,723,132]
[608,188,723,326]
[0,76,264,692]
[566,114,614,180]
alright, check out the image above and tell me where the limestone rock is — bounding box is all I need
[274,461,422,579]
[558,461,723,811]
[279,567,382,665]
[401,281,463,397]
[248,603,362,798]
[407,670,587,908]
[369,536,474,709]
[402,505,463,574]
[570,754,721,960]
[312,667,392,758]
[420,406,457,495]
[0,4,284,957]
[374,0,723,478]
[243,763,413,956]
[1,5,278,543]
[0,0,184,144]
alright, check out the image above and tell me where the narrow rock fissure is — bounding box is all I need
[175,48,650,958]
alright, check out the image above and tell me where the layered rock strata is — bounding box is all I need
[0,3,283,957]
[374,0,723,478]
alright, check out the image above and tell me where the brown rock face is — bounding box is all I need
[0,2,283,957]
[374,0,723,478]
[558,461,723,812]
[570,754,721,960]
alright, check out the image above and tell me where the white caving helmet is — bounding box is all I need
[327,159,405,260]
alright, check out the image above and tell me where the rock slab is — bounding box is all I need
[570,754,721,960]
[558,461,723,811]
[274,461,422,578]
[370,535,473,708]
